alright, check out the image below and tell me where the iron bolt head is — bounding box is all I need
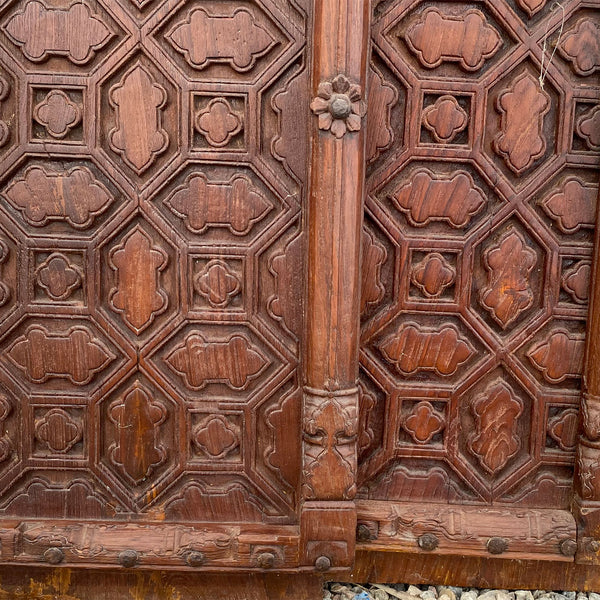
[118,549,139,568]
[418,533,440,551]
[486,537,508,555]
[43,547,64,564]
[559,538,578,557]
[329,95,352,119]
[256,552,275,569]
[314,555,331,572]
[185,551,205,567]
[589,540,600,552]
[356,523,373,542]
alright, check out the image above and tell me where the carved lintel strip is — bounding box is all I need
[7,521,300,568]
[356,500,576,562]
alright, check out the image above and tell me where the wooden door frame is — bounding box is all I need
[299,0,370,572]
[574,185,600,564]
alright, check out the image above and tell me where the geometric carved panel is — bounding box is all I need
[361,0,600,510]
[0,0,307,557]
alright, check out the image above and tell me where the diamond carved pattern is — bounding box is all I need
[108,226,168,334]
[0,0,596,563]
[479,228,537,329]
[468,380,523,475]
[109,382,167,485]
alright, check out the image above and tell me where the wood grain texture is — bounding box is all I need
[360,1,600,541]
[300,0,370,569]
[0,0,312,571]
[0,0,598,582]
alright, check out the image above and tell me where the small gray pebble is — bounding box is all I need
[438,588,456,600]
[589,594,600,600]
[421,592,437,600]
[478,592,500,600]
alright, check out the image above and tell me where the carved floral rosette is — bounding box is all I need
[302,386,358,501]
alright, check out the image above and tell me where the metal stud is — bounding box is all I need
[118,549,139,568]
[256,552,275,569]
[185,551,205,567]
[356,523,373,542]
[486,537,508,555]
[43,547,64,564]
[559,538,577,557]
[417,533,439,551]
[314,555,331,572]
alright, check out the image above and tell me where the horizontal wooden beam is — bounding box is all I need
[356,500,577,562]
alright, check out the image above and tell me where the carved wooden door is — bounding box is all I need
[0,0,324,571]
[0,0,599,580]
[356,0,600,564]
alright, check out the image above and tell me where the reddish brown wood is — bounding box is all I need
[0,567,325,599]
[358,0,600,570]
[574,182,600,564]
[350,551,600,591]
[0,0,598,585]
[356,500,576,561]
[0,0,314,572]
[300,0,370,570]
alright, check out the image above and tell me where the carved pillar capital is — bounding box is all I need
[302,386,359,501]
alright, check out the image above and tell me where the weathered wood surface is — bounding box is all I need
[359,0,600,567]
[0,0,597,583]
[351,551,600,592]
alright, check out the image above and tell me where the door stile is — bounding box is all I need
[575,184,600,564]
[299,0,370,571]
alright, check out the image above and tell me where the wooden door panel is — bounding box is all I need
[357,0,600,557]
[0,0,312,569]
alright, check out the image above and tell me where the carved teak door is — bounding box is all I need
[0,0,597,576]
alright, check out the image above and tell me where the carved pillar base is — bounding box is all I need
[300,500,356,569]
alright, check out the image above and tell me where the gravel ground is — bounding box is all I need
[324,584,599,600]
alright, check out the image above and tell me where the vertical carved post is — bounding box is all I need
[300,0,369,570]
[575,186,600,564]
